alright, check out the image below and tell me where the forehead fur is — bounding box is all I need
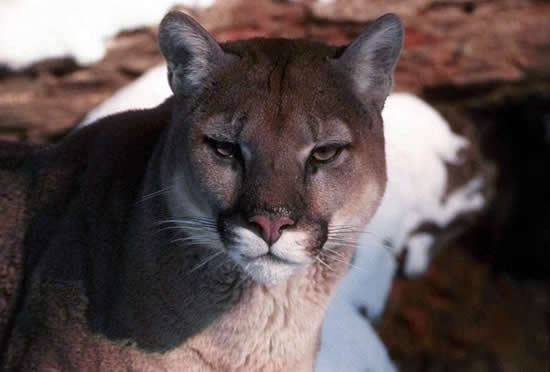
[222,38,342,63]
[190,38,374,134]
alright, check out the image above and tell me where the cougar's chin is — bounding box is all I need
[237,254,303,285]
[227,226,312,285]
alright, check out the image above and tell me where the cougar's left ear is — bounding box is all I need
[158,11,236,96]
[333,14,403,110]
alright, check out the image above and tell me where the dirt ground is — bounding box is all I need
[1,1,549,371]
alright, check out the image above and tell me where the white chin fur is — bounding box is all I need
[229,227,310,285]
[239,257,298,285]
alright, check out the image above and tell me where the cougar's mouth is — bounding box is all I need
[240,251,305,266]
[220,224,314,284]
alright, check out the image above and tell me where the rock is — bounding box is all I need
[1,0,549,142]
[313,0,550,95]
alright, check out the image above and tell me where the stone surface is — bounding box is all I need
[1,0,549,142]
[313,0,550,93]
[0,29,162,142]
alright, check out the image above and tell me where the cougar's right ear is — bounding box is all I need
[158,11,235,96]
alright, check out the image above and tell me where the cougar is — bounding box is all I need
[1,11,403,371]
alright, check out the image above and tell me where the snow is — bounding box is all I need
[0,0,215,70]
[76,67,485,371]
[316,299,397,372]
[78,64,171,126]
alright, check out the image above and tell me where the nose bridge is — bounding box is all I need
[242,147,303,218]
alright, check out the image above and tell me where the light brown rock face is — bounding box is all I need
[1,0,549,142]
[312,0,550,92]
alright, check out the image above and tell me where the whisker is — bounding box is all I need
[328,230,382,238]
[315,256,335,272]
[182,241,222,249]
[327,231,376,236]
[327,238,397,259]
[328,232,378,238]
[156,219,217,227]
[171,236,220,244]
[328,229,393,247]
[137,174,194,204]
[326,236,360,242]
[137,185,176,204]
[323,254,373,275]
[322,247,349,259]
[153,218,218,237]
[328,224,365,229]
[156,225,217,234]
[327,226,364,231]
[325,239,360,246]
[189,251,224,273]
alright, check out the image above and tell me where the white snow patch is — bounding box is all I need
[74,66,486,371]
[403,233,434,277]
[0,0,215,70]
[79,64,171,126]
[316,298,397,372]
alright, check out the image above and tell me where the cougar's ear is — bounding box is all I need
[158,11,235,96]
[333,13,403,110]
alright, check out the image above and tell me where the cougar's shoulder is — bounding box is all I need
[1,99,174,370]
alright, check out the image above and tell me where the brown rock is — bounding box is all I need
[1,0,549,142]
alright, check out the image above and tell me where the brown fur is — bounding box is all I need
[1,12,402,371]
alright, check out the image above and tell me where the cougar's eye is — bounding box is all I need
[215,142,237,158]
[205,137,239,159]
[311,145,344,164]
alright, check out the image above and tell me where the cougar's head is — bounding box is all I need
[157,11,403,284]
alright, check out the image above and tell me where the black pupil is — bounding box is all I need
[216,142,235,157]
[315,147,337,161]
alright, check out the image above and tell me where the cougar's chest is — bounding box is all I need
[166,274,329,371]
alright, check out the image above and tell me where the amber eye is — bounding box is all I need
[205,137,239,159]
[311,146,343,163]
[215,142,236,158]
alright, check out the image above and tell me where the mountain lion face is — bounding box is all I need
[157,12,403,284]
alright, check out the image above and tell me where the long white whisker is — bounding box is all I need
[138,185,175,203]
[327,238,397,258]
[176,241,222,249]
[153,217,219,238]
[323,247,348,259]
[324,254,372,274]
[326,237,360,243]
[189,251,224,273]
[156,219,217,227]
[315,256,335,272]
[325,240,361,248]
[328,224,365,229]
[171,236,220,244]
[156,225,217,234]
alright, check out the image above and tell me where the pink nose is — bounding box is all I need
[248,215,295,245]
